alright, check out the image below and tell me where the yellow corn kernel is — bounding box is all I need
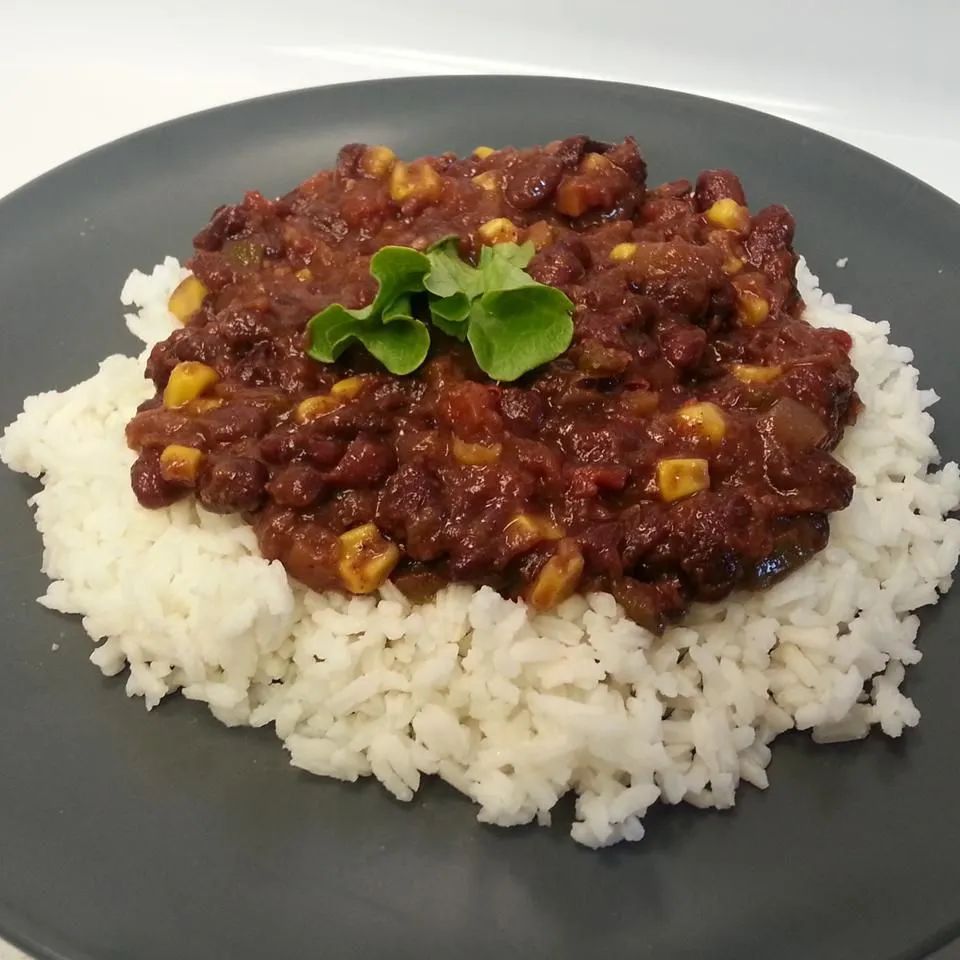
[477,217,519,245]
[167,275,208,324]
[159,444,203,485]
[675,402,726,445]
[330,376,367,400]
[722,256,744,275]
[452,436,502,465]
[295,268,313,282]
[582,153,613,173]
[225,239,263,268]
[389,161,443,204]
[526,220,553,250]
[472,171,500,192]
[609,242,638,263]
[730,363,782,384]
[163,361,219,409]
[737,290,770,326]
[705,198,750,232]
[294,395,340,423]
[473,146,495,159]
[338,523,400,595]
[656,458,710,503]
[389,162,411,201]
[360,145,396,178]
[183,396,225,415]
[528,542,585,612]
[504,513,564,552]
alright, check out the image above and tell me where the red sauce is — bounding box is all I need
[126,136,858,631]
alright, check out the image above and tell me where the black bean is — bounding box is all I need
[694,170,747,211]
[197,456,267,514]
[504,156,564,209]
[130,451,185,509]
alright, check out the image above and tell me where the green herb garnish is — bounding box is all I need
[306,238,573,380]
[305,246,432,375]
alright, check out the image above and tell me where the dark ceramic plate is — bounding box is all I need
[2,77,959,960]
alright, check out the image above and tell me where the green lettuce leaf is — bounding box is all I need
[428,293,472,339]
[305,236,573,381]
[423,237,484,300]
[306,246,431,373]
[424,237,479,338]
[476,240,537,291]
[349,317,431,375]
[467,285,574,381]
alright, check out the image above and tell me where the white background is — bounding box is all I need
[3,0,960,202]
[1,1,958,957]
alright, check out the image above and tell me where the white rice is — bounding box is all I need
[2,256,958,847]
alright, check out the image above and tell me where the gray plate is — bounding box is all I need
[1,76,959,960]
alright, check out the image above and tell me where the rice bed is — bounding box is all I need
[2,257,958,847]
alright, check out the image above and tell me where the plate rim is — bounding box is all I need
[2,73,959,960]
[3,74,960,220]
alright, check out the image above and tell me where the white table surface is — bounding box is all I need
[1,1,958,957]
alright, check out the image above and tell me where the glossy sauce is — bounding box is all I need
[127,136,858,630]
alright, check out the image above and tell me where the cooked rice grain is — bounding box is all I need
[2,256,958,847]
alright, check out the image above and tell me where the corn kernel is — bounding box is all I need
[705,198,750,232]
[555,179,592,218]
[477,218,519,245]
[581,153,614,173]
[656,458,710,503]
[167,275,208,324]
[526,220,553,250]
[159,444,203,485]
[609,242,638,262]
[528,541,585,612]
[295,268,313,282]
[338,523,400,594]
[675,402,726,445]
[330,376,368,400]
[473,146,495,159]
[225,240,263,268]
[452,436,502,465]
[504,513,564,552]
[472,171,500,192]
[389,162,411,201]
[737,290,770,326]
[389,161,443,204]
[294,395,340,423]
[360,145,396,179]
[183,397,225,415]
[163,362,219,409]
[730,363,782,384]
[722,256,744,275]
